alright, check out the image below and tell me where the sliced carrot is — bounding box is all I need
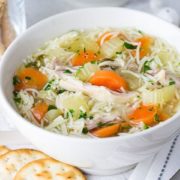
[97,32,113,46]
[159,113,169,121]
[137,36,154,59]
[128,104,161,126]
[91,123,121,138]
[14,67,48,91]
[31,102,48,122]
[71,50,99,66]
[89,70,128,91]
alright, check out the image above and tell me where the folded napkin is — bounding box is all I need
[129,134,180,180]
[0,113,180,180]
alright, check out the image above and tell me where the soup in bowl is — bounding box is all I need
[0,8,180,175]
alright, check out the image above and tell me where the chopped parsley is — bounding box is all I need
[44,79,55,91]
[124,42,137,49]
[97,122,104,127]
[25,76,31,80]
[89,115,94,120]
[141,59,153,73]
[169,79,175,85]
[69,109,74,117]
[138,30,143,34]
[57,89,66,94]
[13,90,18,96]
[13,91,21,104]
[64,69,72,74]
[48,105,57,111]
[82,127,89,134]
[65,109,74,118]
[13,75,21,85]
[143,123,149,130]
[83,47,86,53]
[154,114,160,122]
[116,51,122,55]
[79,110,87,119]
[91,61,97,64]
[13,97,22,104]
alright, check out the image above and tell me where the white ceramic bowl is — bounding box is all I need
[0,7,180,176]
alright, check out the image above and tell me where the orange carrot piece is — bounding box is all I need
[14,67,48,91]
[71,50,99,66]
[97,32,113,46]
[128,105,160,126]
[89,70,128,91]
[137,36,154,59]
[31,102,48,122]
[91,123,121,137]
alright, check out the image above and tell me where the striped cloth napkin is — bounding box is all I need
[0,112,180,180]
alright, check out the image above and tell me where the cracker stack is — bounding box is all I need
[0,145,86,180]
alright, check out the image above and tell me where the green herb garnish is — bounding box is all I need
[57,89,66,94]
[79,110,87,119]
[48,105,57,111]
[65,109,74,118]
[69,109,74,116]
[64,69,72,74]
[13,76,21,85]
[89,115,94,120]
[154,114,160,122]
[143,123,149,130]
[44,79,55,91]
[82,127,89,134]
[141,59,153,73]
[124,42,137,49]
[91,61,97,64]
[13,91,21,104]
[169,79,175,85]
[13,97,22,104]
[138,30,143,34]
[13,90,18,96]
[116,51,122,55]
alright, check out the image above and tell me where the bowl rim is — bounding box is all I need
[0,7,180,143]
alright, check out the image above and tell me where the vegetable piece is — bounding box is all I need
[44,109,62,122]
[89,70,128,91]
[128,105,160,126]
[118,70,142,90]
[71,50,98,66]
[136,36,154,59]
[56,92,89,120]
[100,37,124,58]
[65,35,99,53]
[97,32,113,46]
[76,62,100,82]
[91,123,121,137]
[142,85,176,106]
[14,67,48,91]
[31,102,48,122]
